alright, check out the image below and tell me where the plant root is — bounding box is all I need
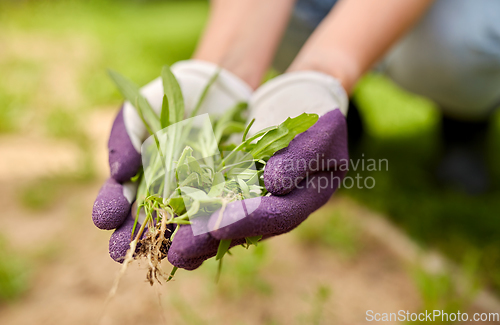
[136,211,171,285]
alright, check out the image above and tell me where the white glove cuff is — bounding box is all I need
[248,71,348,132]
[123,60,252,151]
[171,60,252,115]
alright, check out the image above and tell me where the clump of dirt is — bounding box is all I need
[136,219,172,286]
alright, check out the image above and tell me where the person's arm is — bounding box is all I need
[193,0,296,89]
[289,0,435,93]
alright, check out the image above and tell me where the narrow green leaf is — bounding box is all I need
[249,113,318,160]
[239,125,276,147]
[216,239,232,260]
[181,199,200,218]
[166,266,178,282]
[134,98,156,137]
[161,65,185,125]
[172,219,192,225]
[170,224,180,241]
[237,177,250,197]
[214,121,245,143]
[108,69,161,133]
[216,257,223,283]
[130,168,143,182]
[131,176,148,240]
[245,235,262,247]
[160,95,169,128]
[186,156,204,175]
[207,172,225,198]
[178,172,199,187]
[190,69,221,118]
[218,125,276,168]
[242,118,255,142]
[219,102,247,124]
[180,187,219,203]
[214,102,247,143]
[176,146,193,167]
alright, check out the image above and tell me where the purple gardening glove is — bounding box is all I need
[92,60,252,263]
[167,71,349,270]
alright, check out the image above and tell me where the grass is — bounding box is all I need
[0,92,24,133]
[169,295,209,325]
[294,209,361,259]
[18,107,96,211]
[0,58,41,133]
[410,254,481,324]
[297,285,332,325]
[0,0,208,116]
[0,234,30,302]
[18,172,94,210]
[203,243,272,299]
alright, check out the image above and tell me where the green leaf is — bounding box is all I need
[208,172,225,198]
[249,113,318,160]
[130,168,143,182]
[245,235,262,247]
[222,102,247,123]
[190,69,220,118]
[181,199,200,218]
[160,95,169,128]
[180,187,218,203]
[216,239,232,260]
[173,219,192,225]
[166,266,178,282]
[108,69,161,133]
[218,125,276,168]
[230,168,259,181]
[186,156,204,175]
[283,112,319,133]
[161,65,185,125]
[237,177,250,197]
[176,146,194,168]
[168,197,186,216]
[178,172,199,187]
[242,118,255,142]
[220,143,237,152]
[236,125,277,151]
[131,175,148,239]
[214,102,247,143]
[216,121,245,142]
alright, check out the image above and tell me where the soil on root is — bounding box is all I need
[136,229,171,286]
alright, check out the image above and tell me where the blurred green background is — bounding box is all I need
[0,0,499,324]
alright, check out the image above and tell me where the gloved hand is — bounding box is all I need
[92,60,252,262]
[167,71,349,270]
